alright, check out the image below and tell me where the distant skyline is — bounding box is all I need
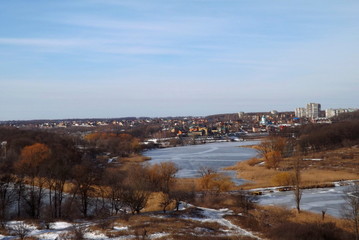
[1,0,359,120]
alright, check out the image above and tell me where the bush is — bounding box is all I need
[246,157,262,166]
[8,222,32,240]
[271,172,295,186]
[269,221,352,240]
[58,225,86,240]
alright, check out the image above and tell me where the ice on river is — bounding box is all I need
[258,186,349,217]
[144,141,258,179]
[145,141,352,217]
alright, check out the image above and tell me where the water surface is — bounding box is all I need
[144,141,258,182]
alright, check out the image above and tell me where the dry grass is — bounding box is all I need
[227,146,359,189]
[107,207,259,240]
[228,160,278,189]
[120,155,151,163]
[143,192,176,212]
[174,178,198,191]
[118,155,151,172]
[285,207,355,236]
[112,212,222,238]
[253,205,339,225]
[301,169,359,186]
[228,205,355,239]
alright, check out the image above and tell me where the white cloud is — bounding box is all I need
[0,38,84,47]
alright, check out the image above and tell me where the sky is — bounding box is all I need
[1,0,358,120]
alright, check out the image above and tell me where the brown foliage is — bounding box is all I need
[255,136,287,168]
[15,143,51,177]
[197,167,233,194]
[147,162,178,193]
[84,132,140,157]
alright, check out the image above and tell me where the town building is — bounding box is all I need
[325,108,358,118]
[295,108,307,118]
[306,103,321,119]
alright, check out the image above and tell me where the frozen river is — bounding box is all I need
[257,185,350,217]
[144,141,258,183]
[144,141,353,218]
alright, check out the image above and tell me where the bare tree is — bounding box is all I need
[158,192,172,213]
[0,174,16,221]
[121,164,151,214]
[170,189,195,211]
[342,183,359,240]
[198,167,233,195]
[122,188,150,214]
[235,190,257,215]
[101,168,126,215]
[9,222,30,240]
[46,154,73,219]
[293,156,302,213]
[147,162,178,193]
[71,163,98,218]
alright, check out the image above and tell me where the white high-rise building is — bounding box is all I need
[325,109,337,118]
[295,108,307,118]
[306,103,321,119]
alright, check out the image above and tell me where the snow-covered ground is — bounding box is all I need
[185,206,261,239]
[0,205,261,240]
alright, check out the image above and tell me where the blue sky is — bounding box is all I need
[1,0,358,120]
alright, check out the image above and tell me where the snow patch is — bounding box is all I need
[303,158,323,161]
[50,221,73,230]
[84,231,108,239]
[185,207,261,239]
[113,226,128,231]
[150,232,170,239]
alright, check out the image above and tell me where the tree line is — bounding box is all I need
[297,121,359,152]
[0,127,188,222]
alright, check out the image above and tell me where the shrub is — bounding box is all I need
[58,225,86,240]
[8,222,31,240]
[269,221,352,240]
[271,172,295,186]
[247,157,262,166]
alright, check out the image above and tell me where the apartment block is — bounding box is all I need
[306,103,321,119]
[295,108,307,118]
[326,108,358,118]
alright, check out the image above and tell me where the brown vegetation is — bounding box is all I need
[253,136,289,169]
[230,205,355,240]
[1,117,359,239]
[229,145,359,189]
[84,132,141,157]
[197,167,235,194]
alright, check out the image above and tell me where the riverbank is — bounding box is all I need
[142,140,359,193]
[117,154,152,172]
[227,146,359,190]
